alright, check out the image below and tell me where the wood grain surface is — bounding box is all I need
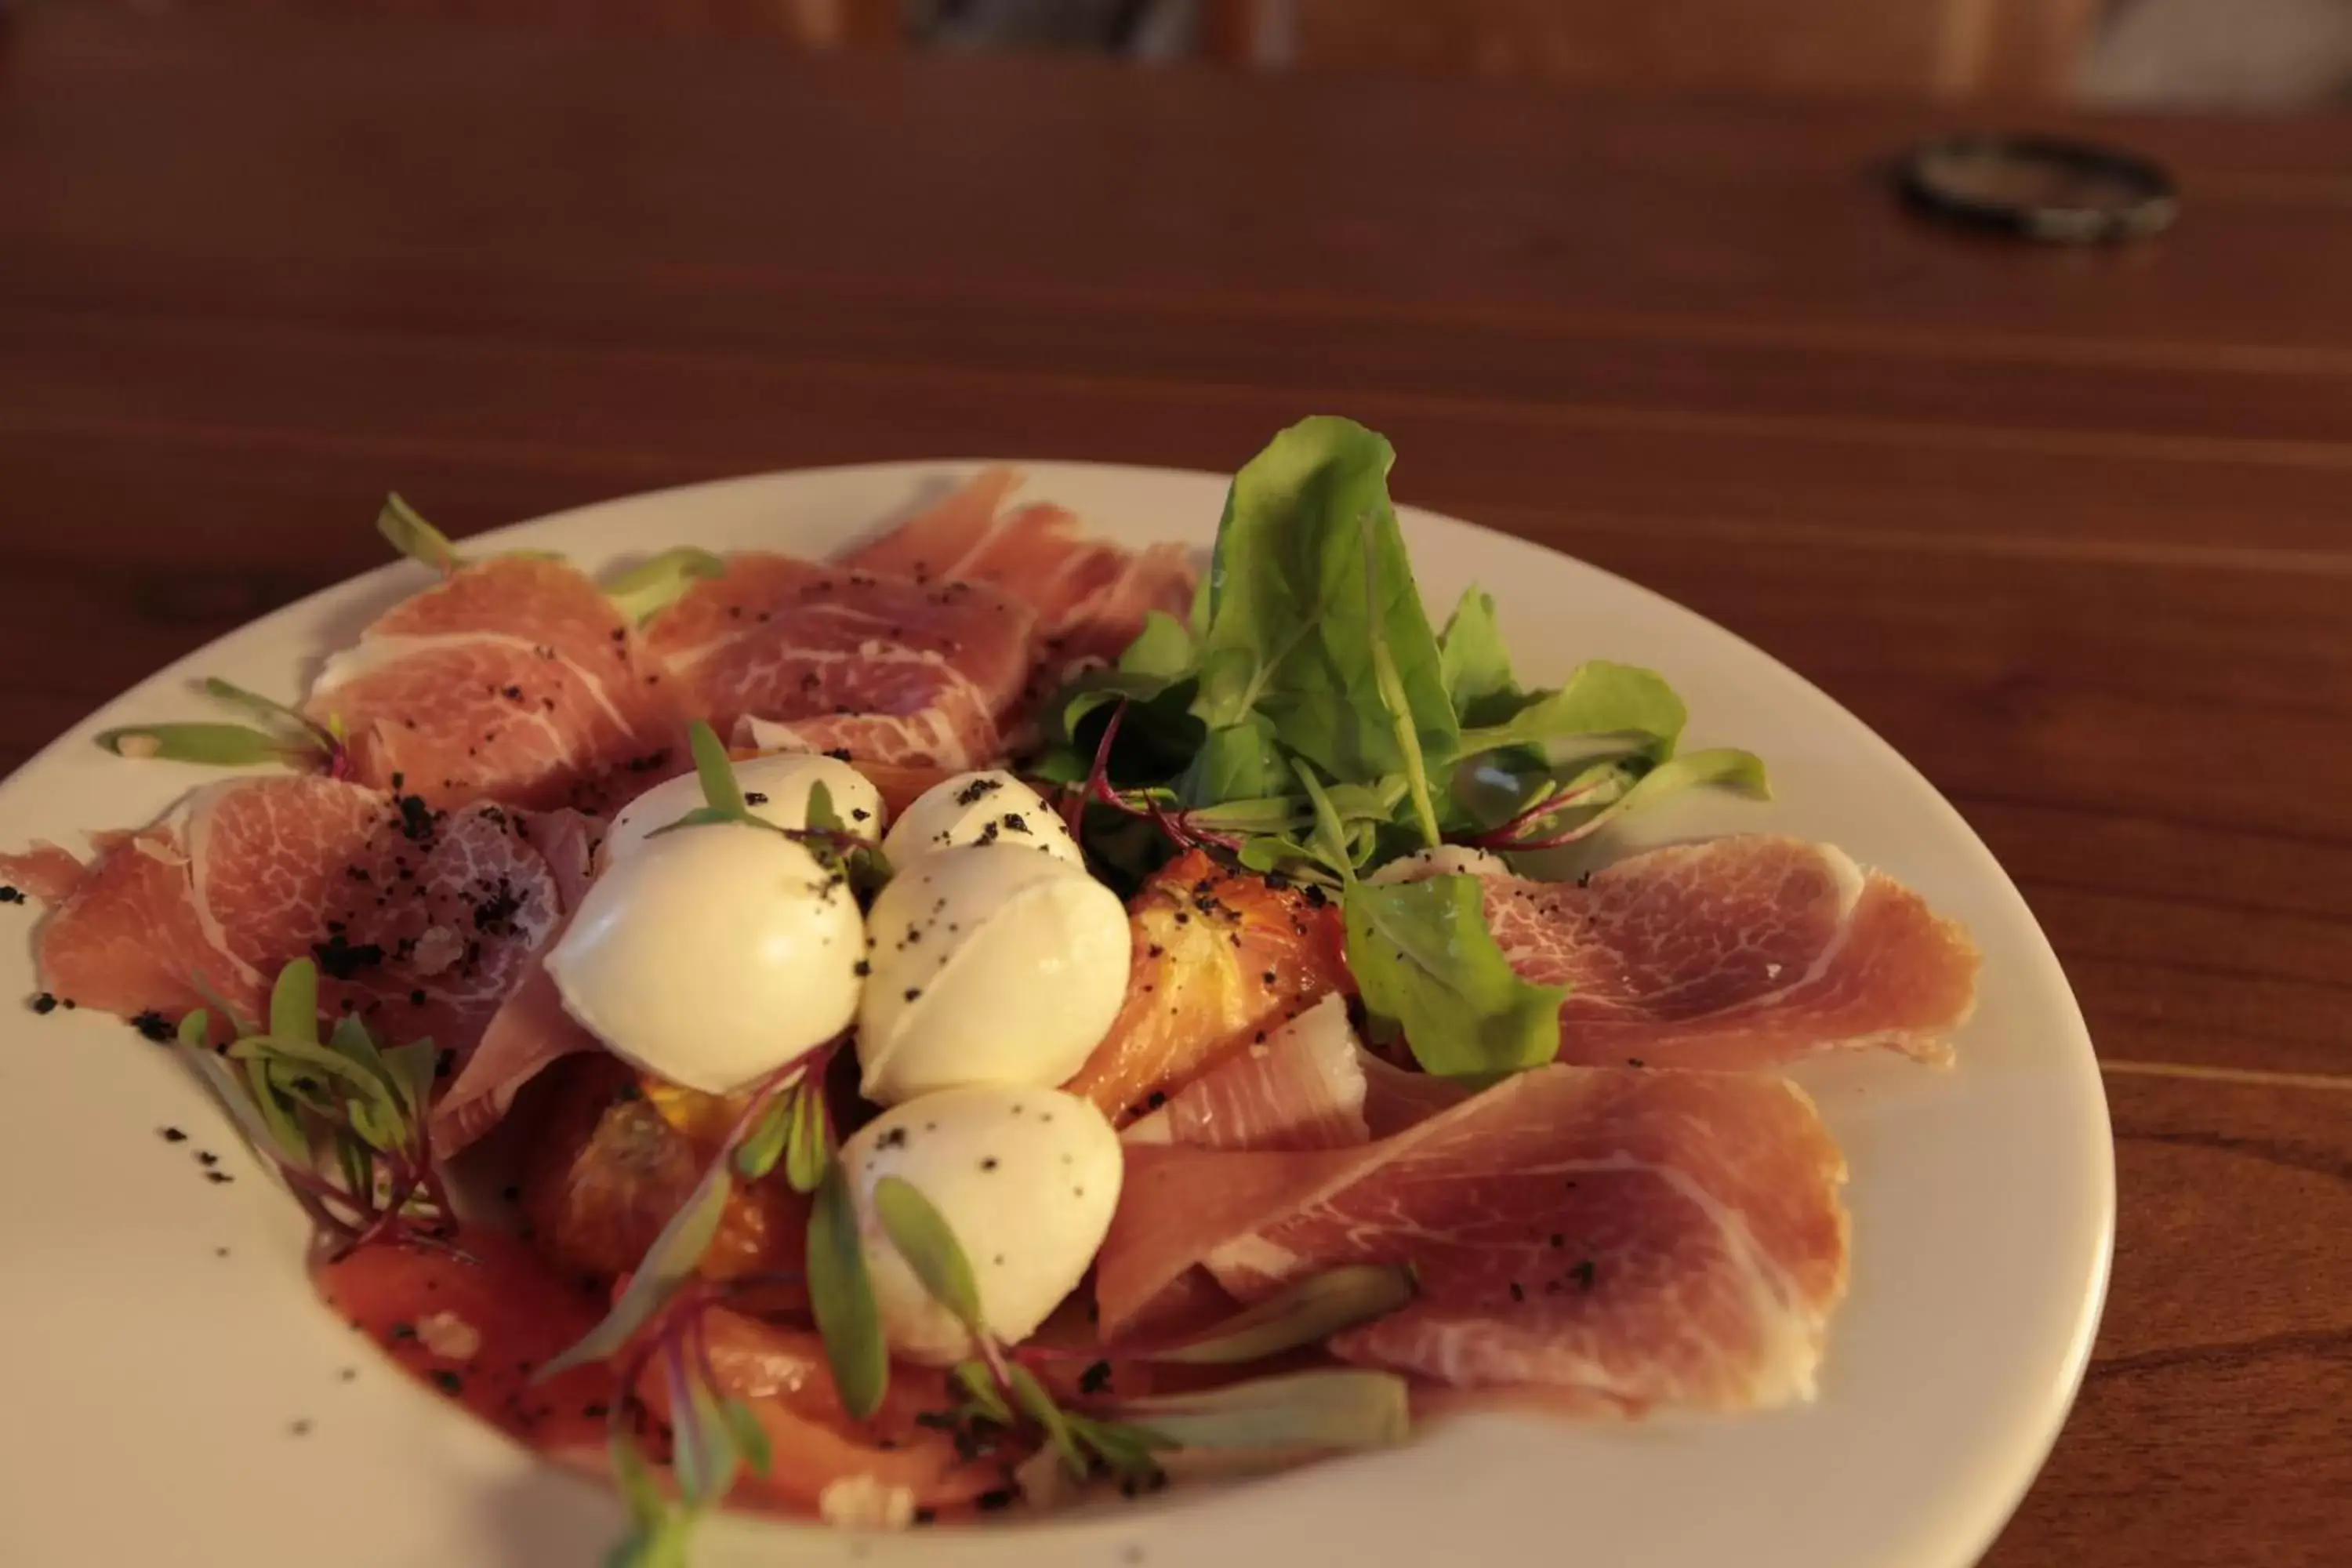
[2,9,2347,1565]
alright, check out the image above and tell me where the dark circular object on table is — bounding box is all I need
[1897,134,2178,243]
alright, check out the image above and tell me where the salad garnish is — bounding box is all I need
[172,957,448,1255]
[1042,415,1765,1079]
[876,1176,1413,1491]
[97,677,350,775]
[605,546,727,625]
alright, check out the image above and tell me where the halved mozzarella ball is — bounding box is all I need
[839,1083,1122,1363]
[546,822,862,1094]
[857,844,1130,1105]
[880,770,1080,869]
[1367,844,1511,884]
[601,753,884,868]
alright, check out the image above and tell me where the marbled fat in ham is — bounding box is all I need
[1485,836,1980,1070]
[1098,1065,1849,1412]
[306,556,686,813]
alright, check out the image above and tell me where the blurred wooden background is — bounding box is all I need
[121,0,2108,95]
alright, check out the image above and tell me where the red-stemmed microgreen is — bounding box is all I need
[536,1043,884,1566]
[650,722,890,889]
[875,1177,1415,1497]
[172,957,451,1258]
[1453,747,1768,855]
[96,677,350,777]
[1060,701,1246,857]
[605,547,726,626]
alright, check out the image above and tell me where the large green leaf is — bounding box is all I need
[1344,873,1568,1079]
[1193,416,1460,798]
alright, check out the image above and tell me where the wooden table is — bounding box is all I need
[4,9,2347,1565]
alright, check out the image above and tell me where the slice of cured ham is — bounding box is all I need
[1122,993,1369,1153]
[843,469,1198,677]
[1097,1065,1849,1411]
[306,555,686,812]
[644,556,1034,771]
[0,776,592,1060]
[1061,851,1352,1125]
[1483,836,1980,1071]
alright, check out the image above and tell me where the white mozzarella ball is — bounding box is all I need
[839,1083,1123,1363]
[1366,844,1512,884]
[547,822,863,1094]
[857,844,1130,1104]
[601,753,884,868]
[880,770,1080,869]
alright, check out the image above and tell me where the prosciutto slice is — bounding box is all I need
[1098,1065,1849,1411]
[1122,993,1369,1153]
[0,776,593,1059]
[1485,836,1980,1070]
[843,469,1197,677]
[644,556,1034,770]
[306,556,685,813]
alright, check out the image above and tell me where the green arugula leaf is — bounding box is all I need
[807,1163,888,1420]
[1436,587,1520,728]
[1457,660,1687,759]
[1177,717,1290,807]
[1551,746,1769,843]
[376,493,462,576]
[1192,416,1459,803]
[873,1175,985,1338]
[539,1163,735,1379]
[1118,610,1196,680]
[605,547,724,625]
[1344,874,1568,1079]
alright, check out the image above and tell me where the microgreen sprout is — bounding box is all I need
[1061,701,1245,857]
[876,1178,1416,1500]
[96,677,350,777]
[172,957,448,1257]
[537,1044,873,1566]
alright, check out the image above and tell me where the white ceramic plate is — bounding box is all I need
[0,462,2111,1568]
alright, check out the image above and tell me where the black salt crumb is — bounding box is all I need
[976,1489,1015,1512]
[979,1157,999,1172]
[0,885,22,904]
[1079,1360,1113,1396]
[1145,1091,1167,1110]
[31,993,57,1015]
[160,1127,188,1143]
[205,1171,234,1185]
[131,1010,174,1042]
[431,1370,464,1396]
[197,1151,220,1167]
[743,792,768,806]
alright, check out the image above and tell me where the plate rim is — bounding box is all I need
[0,456,2114,1568]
